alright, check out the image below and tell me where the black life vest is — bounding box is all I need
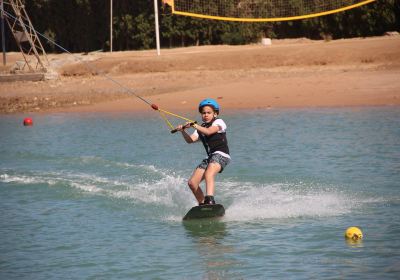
[198,119,230,156]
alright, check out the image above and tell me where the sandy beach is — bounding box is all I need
[1,35,399,114]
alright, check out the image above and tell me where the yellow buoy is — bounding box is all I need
[345,227,363,241]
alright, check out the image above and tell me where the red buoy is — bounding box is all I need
[23,117,33,126]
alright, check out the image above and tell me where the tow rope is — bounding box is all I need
[1,8,195,133]
[150,104,196,133]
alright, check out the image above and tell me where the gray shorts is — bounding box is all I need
[197,153,231,173]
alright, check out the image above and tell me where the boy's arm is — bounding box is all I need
[181,129,197,143]
[192,123,220,136]
[175,124,198,143]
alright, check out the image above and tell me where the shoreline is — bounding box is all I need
[1,35,400,114]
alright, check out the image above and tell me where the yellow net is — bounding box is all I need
[167,0,376,22]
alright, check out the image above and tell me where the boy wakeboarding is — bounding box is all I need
[175,98,231,206]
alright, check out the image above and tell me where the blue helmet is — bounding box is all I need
[198,98,220,113]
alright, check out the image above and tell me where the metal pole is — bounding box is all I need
[1,0,6,65]
[110,0,113,52]
[153,0,160,56]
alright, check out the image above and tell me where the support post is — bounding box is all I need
[1,0,6,65]
[110,0,112,52]
[153,0,160,56]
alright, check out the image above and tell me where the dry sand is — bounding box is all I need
[1,35,399,114]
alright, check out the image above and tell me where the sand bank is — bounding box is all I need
[1,35,399,114]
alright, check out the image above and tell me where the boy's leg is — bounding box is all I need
[188,168,206,204]
[204,162,222,196]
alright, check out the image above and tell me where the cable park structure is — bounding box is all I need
[1,0,50,81]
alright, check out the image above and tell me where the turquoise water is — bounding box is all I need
[1,107,399,279]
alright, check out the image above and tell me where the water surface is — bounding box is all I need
[1,107,399,279]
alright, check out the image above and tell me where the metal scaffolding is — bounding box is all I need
[2,0,49,72]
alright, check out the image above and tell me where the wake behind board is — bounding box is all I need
[183,204,225,220]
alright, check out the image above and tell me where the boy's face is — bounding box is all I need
[201,106,217,123]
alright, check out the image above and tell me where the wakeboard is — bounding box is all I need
[183,204,225,220]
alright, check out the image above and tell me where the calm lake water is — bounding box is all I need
[1,107,399,279]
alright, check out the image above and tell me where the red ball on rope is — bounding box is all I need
[23,117,33,126]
